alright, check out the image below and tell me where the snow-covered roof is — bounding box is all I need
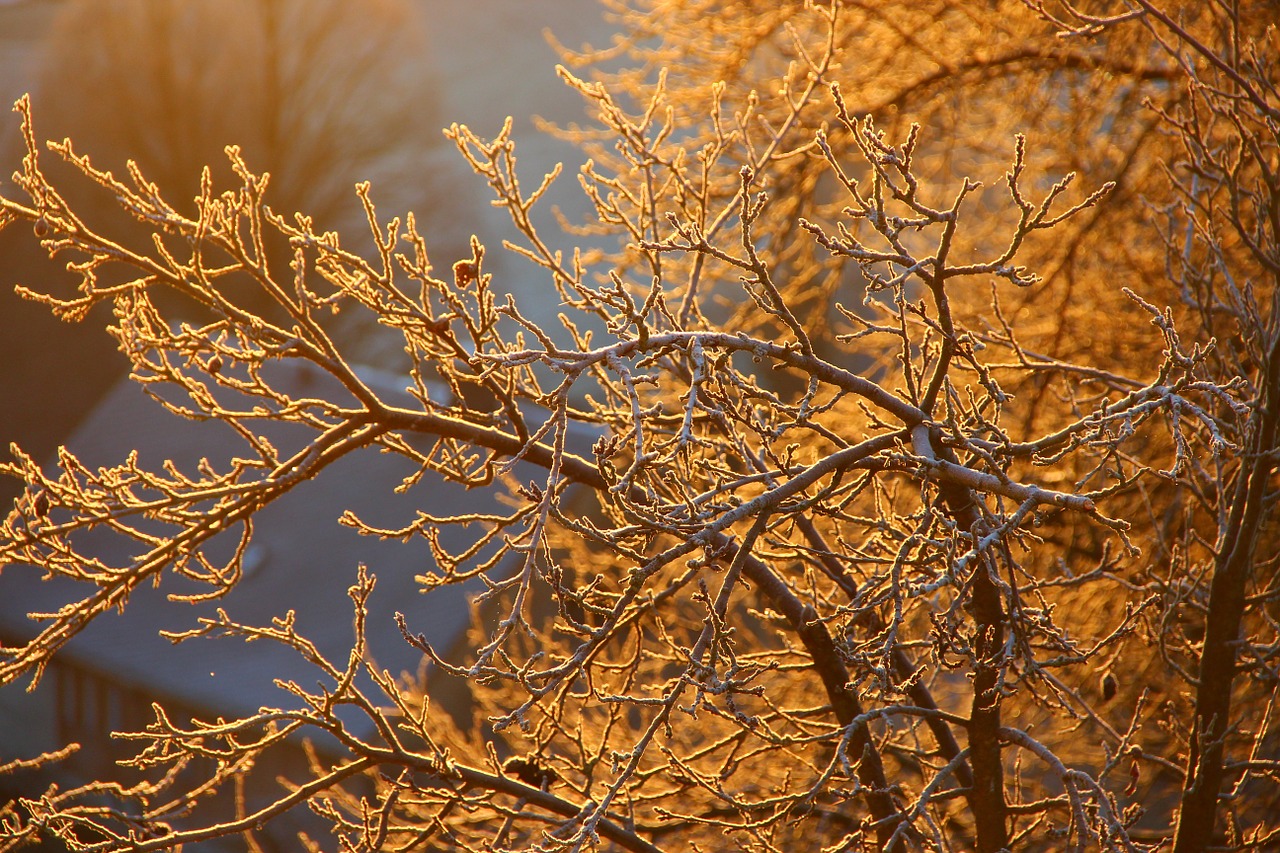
[0,360,593,738]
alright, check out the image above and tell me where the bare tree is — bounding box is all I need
[27,0,444,233]
[1,1,1276,851]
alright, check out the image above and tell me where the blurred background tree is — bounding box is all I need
[0,0,465,503]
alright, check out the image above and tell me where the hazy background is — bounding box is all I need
[0,0,614,501]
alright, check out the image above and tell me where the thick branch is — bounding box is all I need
[1174,322,1280,851]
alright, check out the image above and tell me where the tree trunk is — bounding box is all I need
[1174,329,1280,852]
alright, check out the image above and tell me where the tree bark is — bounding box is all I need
[1174,329,1280,852]
[937,452,1010,853]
